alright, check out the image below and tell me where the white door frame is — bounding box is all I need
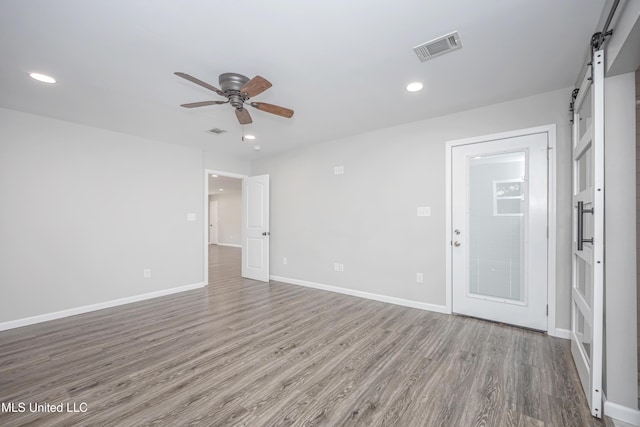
[445,124,558,334]
[203,169,248,286]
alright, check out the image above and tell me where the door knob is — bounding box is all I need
[454,229,461,235]
[453,241,461,247]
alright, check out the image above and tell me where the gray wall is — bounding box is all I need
[204,151,250,176]
[0,108,207,323]
[252,87,573,327]
[210,191,242,246]
[603,72,638,408]
[636,69,640,407]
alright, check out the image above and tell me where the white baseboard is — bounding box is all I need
[605,399,640,426]
[216,243,242,248]
[0,281,206,332]
[270,275,451,314]
[548,327,571,340]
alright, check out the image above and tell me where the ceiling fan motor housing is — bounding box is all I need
[219,73,250,108]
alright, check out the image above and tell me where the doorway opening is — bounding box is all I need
[209,175,242,248]
[204,170,245,286]
[203,170,271,285]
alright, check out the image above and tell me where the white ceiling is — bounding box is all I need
[209,175,241,195]
[0,1,604,161]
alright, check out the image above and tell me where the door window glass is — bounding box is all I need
[468,151,526,303]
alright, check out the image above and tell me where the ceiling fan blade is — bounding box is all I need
[240,76,272,98]
[174,72,225,96]
[180,100,228,108]
[249,102,294,118]
[235,108,253,124]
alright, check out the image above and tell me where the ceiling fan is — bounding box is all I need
[175,72,294,125]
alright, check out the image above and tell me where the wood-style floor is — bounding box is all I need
[0,245,607,426]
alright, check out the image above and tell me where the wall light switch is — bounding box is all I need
[187,213,197,221]
[334,166,344,175]
[283,257,288,265]
[416,273,424,283]
[417,207,431,217]
[143,269,151,278]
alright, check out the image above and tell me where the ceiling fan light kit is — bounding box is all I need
[175,71,294,126]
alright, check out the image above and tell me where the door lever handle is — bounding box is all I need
[262,232,270,236]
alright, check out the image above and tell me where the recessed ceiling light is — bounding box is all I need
[218,188,224,191]
[244,134,256,140]
[406,82,423,92]
[210,174,218,177]
[29,73,56,84]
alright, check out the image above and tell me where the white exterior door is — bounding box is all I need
[570,50,604,418]
[242,174,270,282]
[451,130,548,331]
[209,200,218,245]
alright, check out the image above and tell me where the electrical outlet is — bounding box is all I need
[334,263,344,272]
[283,257,288,265]
[143,269,151,279]
[416,273,423,283]
[334,165,344,175]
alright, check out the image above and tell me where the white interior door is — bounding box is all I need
[242,174,270,282]
[209,200,218,245]
[451,131,548,331]
[570,50,604,418]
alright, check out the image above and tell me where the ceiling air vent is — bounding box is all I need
[413,31,462,62]
[208,128,227,135]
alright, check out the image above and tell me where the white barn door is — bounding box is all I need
[571,50,604,418]
[242,174,270,282]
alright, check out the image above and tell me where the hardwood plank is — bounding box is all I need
[0,245,607,426]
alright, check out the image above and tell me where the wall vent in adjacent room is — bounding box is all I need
[413,31,462,62]
[208,128,227,134]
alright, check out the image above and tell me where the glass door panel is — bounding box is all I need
[468,152,525,303]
